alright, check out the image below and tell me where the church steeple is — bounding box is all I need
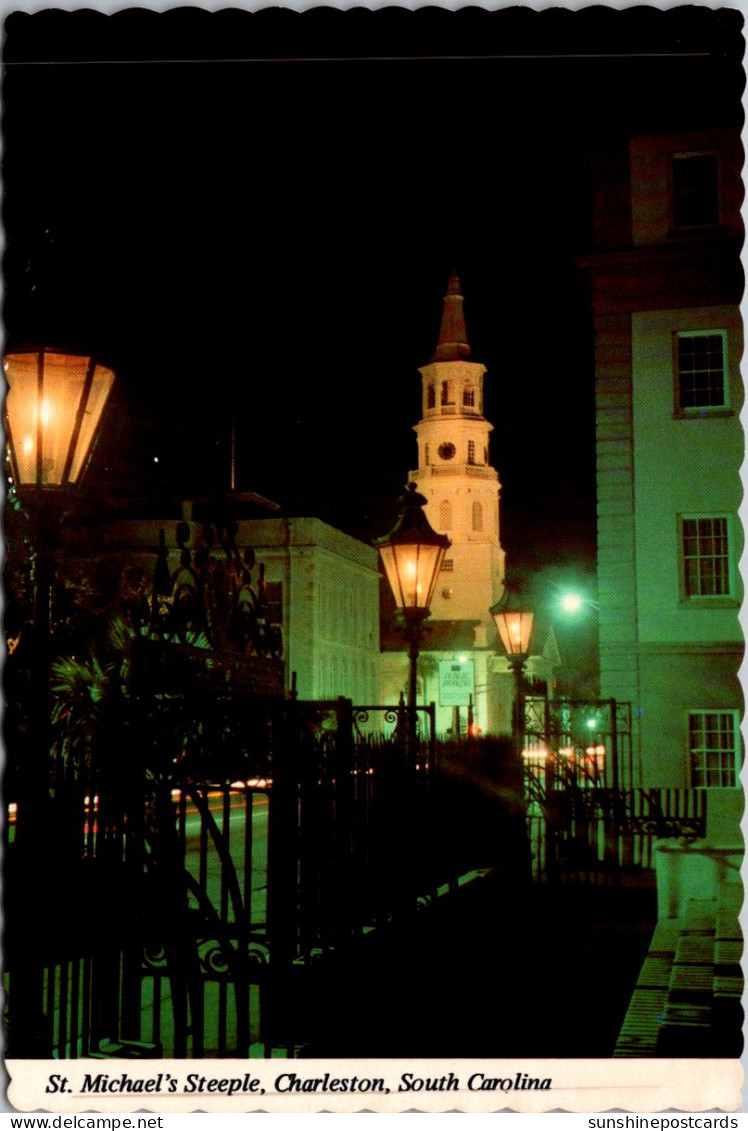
[431,273,471,362]
[410,272,505,632]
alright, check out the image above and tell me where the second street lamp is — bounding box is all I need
[376,483,450,755]
[491,584,535,772]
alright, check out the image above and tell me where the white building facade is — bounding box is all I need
[582,127,743,830]
[240,516,381,703]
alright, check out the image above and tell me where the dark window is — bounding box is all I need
[678,334,725,409]
[673,154,719,228]
[441,380,454,405]
[463,385,475,407]
[427,385,435,409]
[263,581,283,636]
[468,440,476,465]
[682,516,730,597]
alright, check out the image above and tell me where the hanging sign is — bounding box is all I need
[438,658,475,707]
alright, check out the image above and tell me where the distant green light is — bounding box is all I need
[560,592,584,615]
[586,717,598,730]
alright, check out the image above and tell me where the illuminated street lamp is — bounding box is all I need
[559,591,584,615]
[376,483,449,753]
[4,346,117,1056]
[491,584,535,766]
[5,348,116,489]
[556,588,599,616]
[5,347,118,814]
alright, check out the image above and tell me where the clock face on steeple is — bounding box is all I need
[438,442,456,460]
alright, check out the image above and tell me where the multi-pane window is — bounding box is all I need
[441,558,454,572]
[468,439,476,465]
[439,499,452,529]
[689,711,740,787]
[673,153,719,228]
[424,443,430,466]
[463,385,475,408]
[441,380,455,405]
[682,516,731,597]
[427,385,435,409]
[677,332,726,409]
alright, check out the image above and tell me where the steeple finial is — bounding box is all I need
[431,272,471,362]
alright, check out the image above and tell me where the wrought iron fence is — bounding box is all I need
[4,688,525,1059]
[522,697,707,884]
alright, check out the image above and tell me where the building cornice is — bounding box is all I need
[578,237,743,313]
[600,640,743,657]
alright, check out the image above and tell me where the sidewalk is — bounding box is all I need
[298,871,658,1059]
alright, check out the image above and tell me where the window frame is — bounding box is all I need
[673,329,730,417]
[678,513,735,603]
[687,709,741,789]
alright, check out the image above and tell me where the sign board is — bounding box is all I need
[438,658,475,707]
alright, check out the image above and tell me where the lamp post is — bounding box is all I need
[375,483,449,756]
[490,585,534,770]
[4,346,116,1056]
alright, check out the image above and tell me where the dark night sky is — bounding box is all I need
[3,6,744,586]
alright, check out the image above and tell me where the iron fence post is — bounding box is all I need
[7,545,54,1057]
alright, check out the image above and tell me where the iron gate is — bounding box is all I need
[522,697,707,883]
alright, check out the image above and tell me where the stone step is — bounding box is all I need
[613,987,668,1057]
[616,893,742,1058]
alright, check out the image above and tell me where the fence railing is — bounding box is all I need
[6,678,709,1058]
[526,785,707,884]
[5,697,525,1059]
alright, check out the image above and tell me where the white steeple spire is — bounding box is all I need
[410,273,505,634]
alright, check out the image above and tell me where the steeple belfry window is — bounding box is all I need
[427,385,436,409]
[464,385,475,408]
[468,440,476,465]
[441,380,455,406]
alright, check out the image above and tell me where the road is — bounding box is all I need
[181,791,270,928]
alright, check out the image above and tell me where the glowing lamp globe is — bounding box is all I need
[491,594,534,659]
[376,483,450,617]
[4,349,116,489]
